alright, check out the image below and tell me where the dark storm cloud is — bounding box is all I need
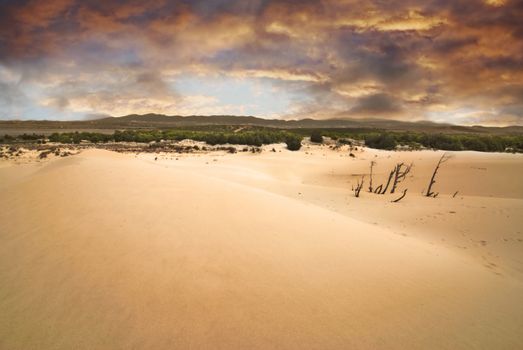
[0,0,522,124]
[335,30,423,86]
[432,36,479,54]
[482,56,523,71]
[349,93,403,116]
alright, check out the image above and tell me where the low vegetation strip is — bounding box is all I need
[0,129,302,151]
[295,129,523,152]
[1,128,522,153]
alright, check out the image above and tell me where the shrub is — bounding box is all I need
[420,134,462,150]
[461,137,488,152]
[22,128,523,153]
[364,133,397,150]
[285,135,302,151]
[310,130,323,143]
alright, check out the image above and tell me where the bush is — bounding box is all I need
[461,137,488,152]
[420,134,462,150]
[364,133,397,150]
[285,135,302,151]
[310,130,323,143]
[19,128,523,153]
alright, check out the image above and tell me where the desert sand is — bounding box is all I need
[1,145,523,349]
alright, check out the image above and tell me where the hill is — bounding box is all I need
[1,114,522,135]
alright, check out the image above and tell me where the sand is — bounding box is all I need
[1,146,522,349]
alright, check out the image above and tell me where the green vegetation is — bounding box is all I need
[363,133,397,150]
[290,128,523,153]
[2,128,522,153]
[0,133,44,143]
[378,132,523,152]
[42,129,302,150]
[310,130,323,143]
[284,134,302,151]
[48,132,113,144]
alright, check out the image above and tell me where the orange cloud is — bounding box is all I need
[0,0,522,125]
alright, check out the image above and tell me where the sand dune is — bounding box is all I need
[1,148,522,349]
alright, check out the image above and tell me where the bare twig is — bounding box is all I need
[390,162,412,194]
[426,153,452,197]
[354,175,365,198]
[391,189,408,203]
[368,161,376,192]
[380,169,395,194]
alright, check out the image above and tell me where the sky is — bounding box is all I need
[0,0,522,125]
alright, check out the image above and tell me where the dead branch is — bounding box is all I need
[353,175,365,198]
[426,153,452,197]
[452,191,459,198]
[368,161,376,192]
[390,162,412,194]
[373,162,412,195]
[380,169,395,194]
[391,189,408,203]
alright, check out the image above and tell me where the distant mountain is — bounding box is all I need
[1,114,522,135]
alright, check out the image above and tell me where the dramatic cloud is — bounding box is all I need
[0,0,522,124]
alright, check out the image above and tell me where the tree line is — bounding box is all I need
[2,128,523,153]
[302,129,523,152]
[39,129,303,150]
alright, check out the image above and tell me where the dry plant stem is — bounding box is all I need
[392,189,408,203]
[391,163,412,194]
[354,176,365,198]
[368,161,376,192]
[426,153,452,197]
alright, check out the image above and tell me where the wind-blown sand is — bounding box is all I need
[1,146,522,349]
